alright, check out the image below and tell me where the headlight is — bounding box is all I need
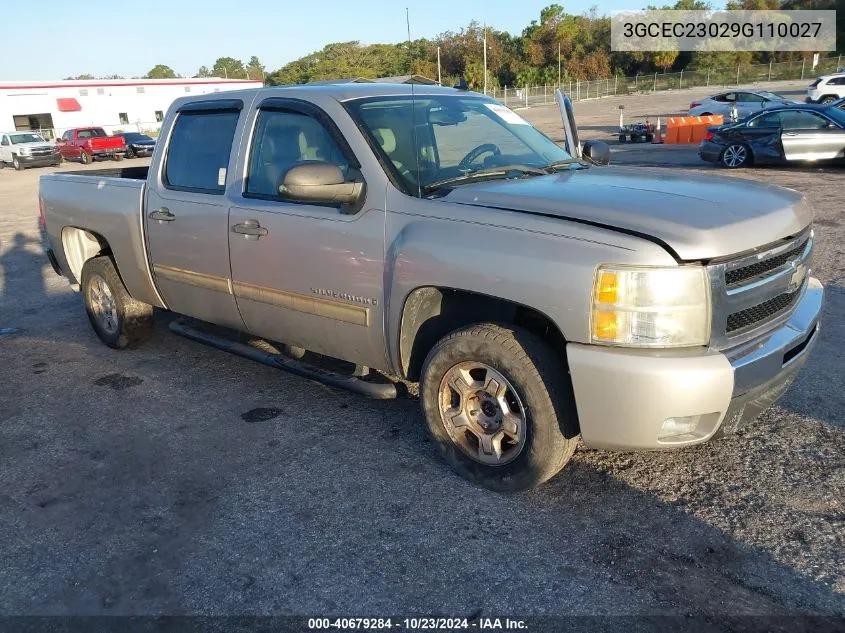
[18,147,31,155]
[591,265,711,348]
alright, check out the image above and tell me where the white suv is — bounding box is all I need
[807,73,845,104]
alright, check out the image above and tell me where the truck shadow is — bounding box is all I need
[2,313,844,617]
[778,282,845,430]
[0,232,49,321]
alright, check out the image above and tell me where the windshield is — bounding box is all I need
[9,133,45,144]
[345,95,572,196]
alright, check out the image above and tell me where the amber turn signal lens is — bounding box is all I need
[596,271,618,304]
[593,310,618,340]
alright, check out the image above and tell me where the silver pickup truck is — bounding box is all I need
[40,83,824,491]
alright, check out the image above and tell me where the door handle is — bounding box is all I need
[784,132,798,136]
[232,219,268,239]
[149,207,175,222]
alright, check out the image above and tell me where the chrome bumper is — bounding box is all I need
[567,277,823,451]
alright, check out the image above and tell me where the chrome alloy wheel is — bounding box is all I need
[722,144,747,167]
[87,273,118,334]
[438,361,527,466]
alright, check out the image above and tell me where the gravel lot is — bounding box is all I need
[0,86,843,623]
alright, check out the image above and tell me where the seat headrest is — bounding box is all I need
[372,128,397,154]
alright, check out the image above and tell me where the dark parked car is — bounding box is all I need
[118,132,156,158]
[699,104,845,168]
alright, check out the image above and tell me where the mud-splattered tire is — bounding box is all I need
[420,323,579,491]
[81,256,153,349]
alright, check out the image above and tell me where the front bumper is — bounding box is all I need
[567,277,823,450]
[131,144,155,155]
[698,140,723,163]
[18,153,61,166]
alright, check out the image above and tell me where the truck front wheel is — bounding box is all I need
[81,256,153,349]
[420,323,579,491]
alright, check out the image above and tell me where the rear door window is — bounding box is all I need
[779,110,832,130]
[748,113,782,128]
[165,110,240,194]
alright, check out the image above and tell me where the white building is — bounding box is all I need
[0,77,263,140]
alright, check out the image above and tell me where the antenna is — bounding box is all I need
[406,7,422,197]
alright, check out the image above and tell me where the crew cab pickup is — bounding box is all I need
[39,84,824,490]
[0,131,61,170]
[56,127,126,164]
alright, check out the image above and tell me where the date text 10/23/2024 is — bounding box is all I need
[307,618,528,630]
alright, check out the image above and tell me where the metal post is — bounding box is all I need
[504,86,507,106]
[736,64,740,85]
[653,72,657,91]
[679,69,683,89]
[568,79,572,96]
[707,69,710,86]
[614,75,618,95]
[558,43,561,88]
[524,85,528,108]
[635,73,638,91]
[437,47,442,85]
[768,60,772,82]
[800,58,805,80]
[544,84,547,104]
[483,25,488,96]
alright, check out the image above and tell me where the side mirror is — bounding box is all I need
[278,162,363,207]
[582,140,611,166]
[554,89,581,160]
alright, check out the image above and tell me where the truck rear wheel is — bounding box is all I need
[81,256,153,349]
[420,323,579,491]
[81,150,91,165]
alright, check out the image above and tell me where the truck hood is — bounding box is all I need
[15,142,54,150]
[445,166,812,260]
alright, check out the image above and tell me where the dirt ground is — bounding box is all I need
[0,85,843,623]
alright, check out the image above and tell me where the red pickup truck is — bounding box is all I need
[56,127,126,164]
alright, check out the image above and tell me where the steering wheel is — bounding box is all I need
[457,143,501,170]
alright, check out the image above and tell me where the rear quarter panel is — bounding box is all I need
[40,172,163,307]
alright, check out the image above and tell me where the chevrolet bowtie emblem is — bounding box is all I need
[789,262,808,291]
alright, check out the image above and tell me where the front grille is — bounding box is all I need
[726,290,800,333]
[30,148,53,156]
[726,238,809,287]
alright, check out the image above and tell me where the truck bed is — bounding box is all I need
[40,167,161,307]
[61,166,149,180]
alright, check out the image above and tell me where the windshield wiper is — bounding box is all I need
[544,158,586,172]
[422,165,548,196]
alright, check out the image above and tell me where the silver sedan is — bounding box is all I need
[688,90,799,119]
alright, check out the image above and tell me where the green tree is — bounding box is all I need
[145,64,177,79]
[211,57,245,79]
[245,56,265,81]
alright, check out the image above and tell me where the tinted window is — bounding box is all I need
[1,136,8,146]
[779,110,831,130]
[246,110,348,198]
[737,92,764,103]
[165,110,239,193]
[748,113,782,128]
[828,77,845,86]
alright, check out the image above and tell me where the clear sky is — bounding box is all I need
[0,0,664,81]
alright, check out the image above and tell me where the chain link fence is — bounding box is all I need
[487,54,844,109]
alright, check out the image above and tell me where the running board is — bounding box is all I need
[169,321,398,400]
